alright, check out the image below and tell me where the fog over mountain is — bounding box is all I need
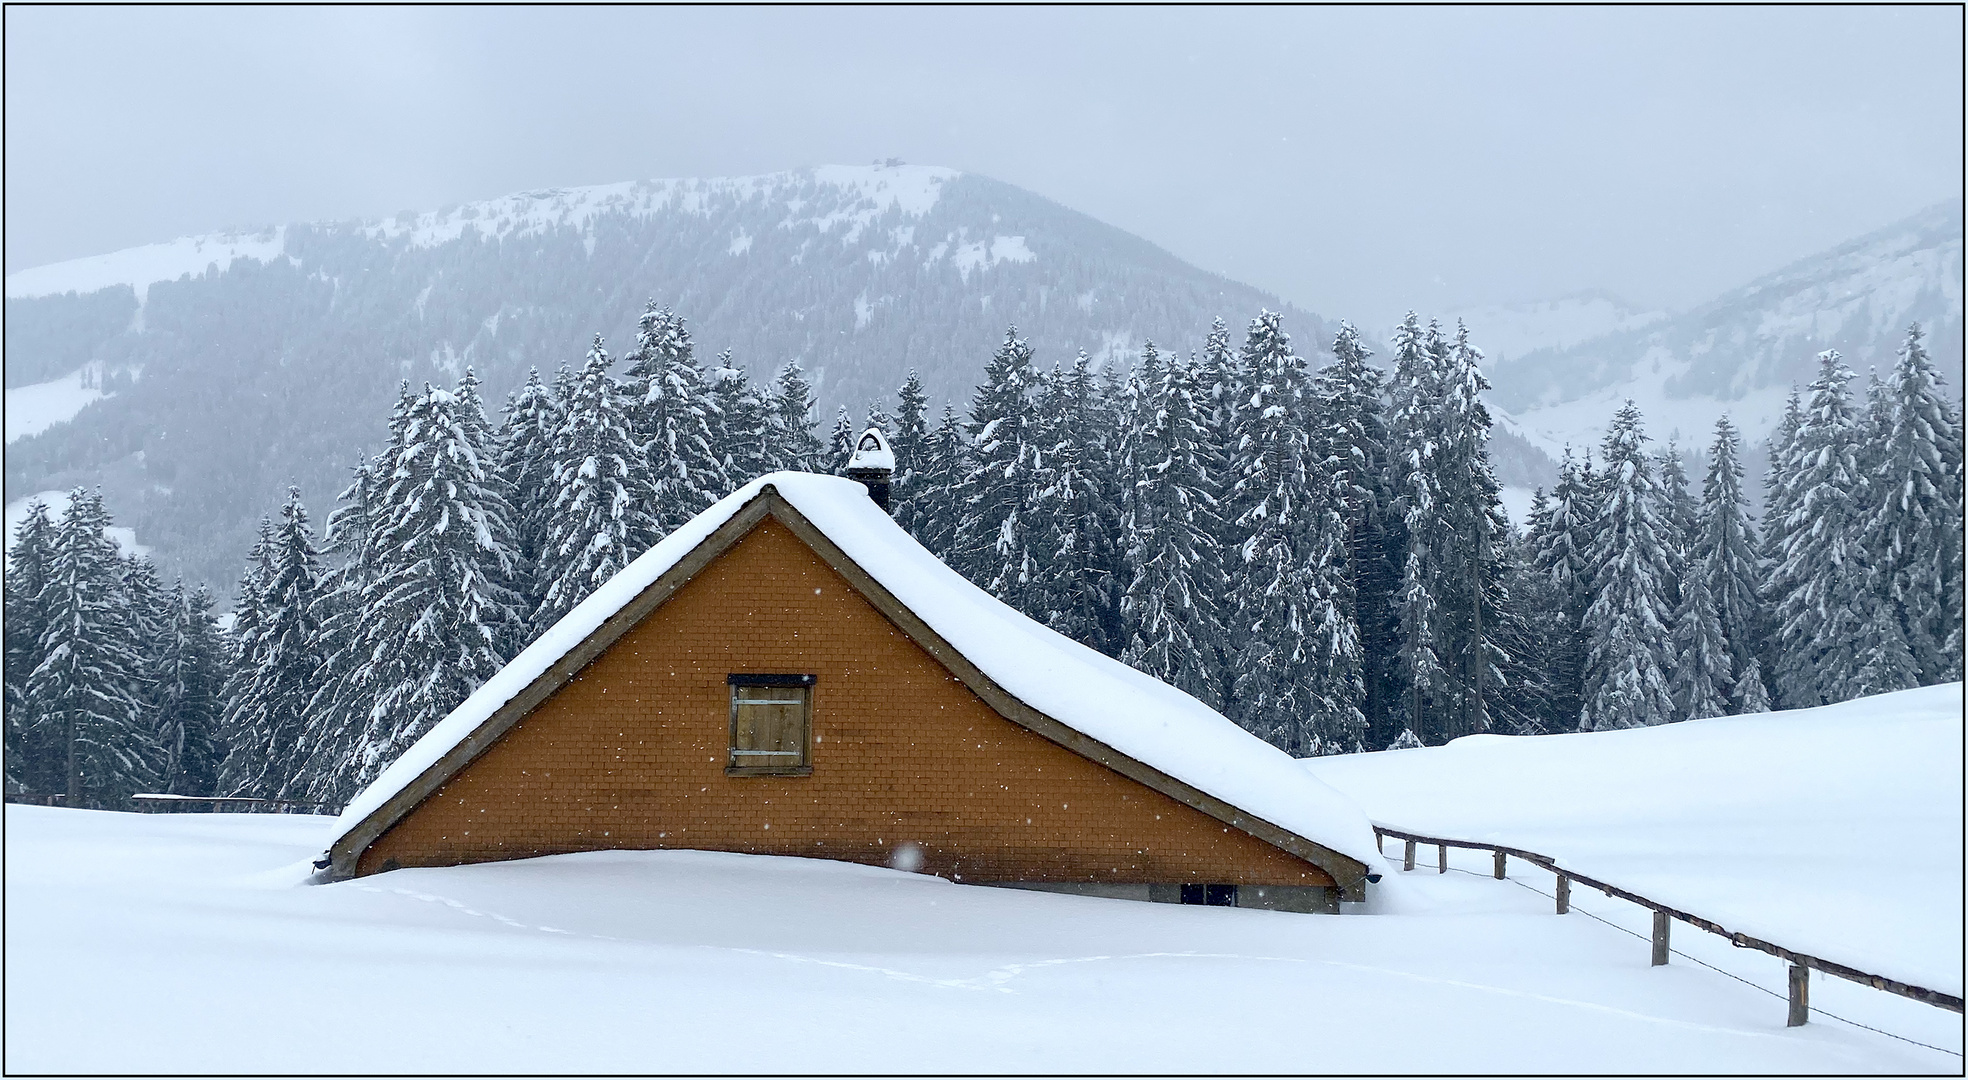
[1486,199,1963,459]
[5,164,1334,589]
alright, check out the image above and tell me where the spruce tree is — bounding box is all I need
[1692,416,1770,711]
[24,489,157,806]
[1223,312,1362,751]
[1771,351,1918,705]
[954,326,1043,611]
[1032,354,1122,653]
[1387,314,1447,741]
[1119,352,1230,711]
[217,488,327,799]
[705,352,769,493]
[151,580,228,796]
[828,406,858,473]
[890,371,933,536]
[4,499,61,793]
[326,375,525,802]
[911,403,967,561]
[1579,403,1679,731]
[1669,555,1734,721]
[765,361,823,472]
[1860,324,1964,684]
[497,368,563,619]
[1313,323,1403,746]
[623,304,720,533]
[1530,449,1597,729]
[534,337,660,633]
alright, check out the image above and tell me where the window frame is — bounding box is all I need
[725,673,816,777]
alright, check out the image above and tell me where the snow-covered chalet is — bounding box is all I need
[317,431,1383,911]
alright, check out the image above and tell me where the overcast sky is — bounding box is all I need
[5,6,1960,327]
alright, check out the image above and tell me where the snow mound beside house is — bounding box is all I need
[1304,683,1964,997]
[332,472,1382,873]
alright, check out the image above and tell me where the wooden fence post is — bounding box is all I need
[1403,840,1416,872]
[1555,874,1570,914]
[1651,911,1670,966]
[1438,844,1448,874]
[1787,964,1810,1026]
[1493,850,1506,879]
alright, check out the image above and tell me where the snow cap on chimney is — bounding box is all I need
[843,427,895,512]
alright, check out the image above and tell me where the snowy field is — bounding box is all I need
[6,687,1961,1073]
[5,367,106,443]
[1306,683,1964,997]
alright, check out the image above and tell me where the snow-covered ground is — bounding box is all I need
[5,367,107,443]
[2,489,148,559]
[4,808,1954,1073]
[7,687,1960,1073]
[1305,683,1964,999]
[4,227,287,301]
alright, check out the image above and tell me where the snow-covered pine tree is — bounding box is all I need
[533,337,660,634]
[1669,554,1734,721]
[1578,403,1679,731]
[706,352,769,493]
[1530,449,1597,728]
[1492,523,1565,734]
[889,371,933,536]
[151,579,228,796]
[1119,352,1231,711]
[1430,321,1509,741]
[1654,443,1697,609]
[325,376,525,803]
[1860,324,1965,684]
[1692,416,1770,712]
[496,368,563,620]
[4,499,62,793]
[1386,313,1447,741]
[1032,354,1122,653]
[910,403,966,562]
[865,399,892,440]
[216,488,328,799]
[23,489,157,806]
[827,406,857,473]
[765,361,823,472]
[1312,323,1404,747]
[1757,389,1805,694]
[217,516,275,790]
[1223,312,1363,751]
[953,326,1043,611]
[1770,351,1918,705]
[623,304,720,534]
[297,454,385,800]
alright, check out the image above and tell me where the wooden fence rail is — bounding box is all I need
[1372,824,1964,1025]
[130,795,338,814]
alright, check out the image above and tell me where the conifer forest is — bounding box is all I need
[5,305,1961,809]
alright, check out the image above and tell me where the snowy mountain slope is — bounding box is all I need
[1306,683,1965,998]
[1487,200,1963,454]
[3,164,1327,589]
[6,805,1954,1072]
[1443,291,1667,364]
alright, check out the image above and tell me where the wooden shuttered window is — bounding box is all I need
[727,674,815,776]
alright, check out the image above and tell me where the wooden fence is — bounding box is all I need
[4,793,337,814]
[130,794,338,814]
[1373,824,1964,1027]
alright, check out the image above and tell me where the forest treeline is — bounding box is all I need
[5,304,1960,809]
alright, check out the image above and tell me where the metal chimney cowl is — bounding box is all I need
[843,427,896,513]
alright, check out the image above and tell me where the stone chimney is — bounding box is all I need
[843,427,896,513]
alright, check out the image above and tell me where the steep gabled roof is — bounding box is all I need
[321,473,1384,893]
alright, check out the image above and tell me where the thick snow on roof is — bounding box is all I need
[333,472,1382,871]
